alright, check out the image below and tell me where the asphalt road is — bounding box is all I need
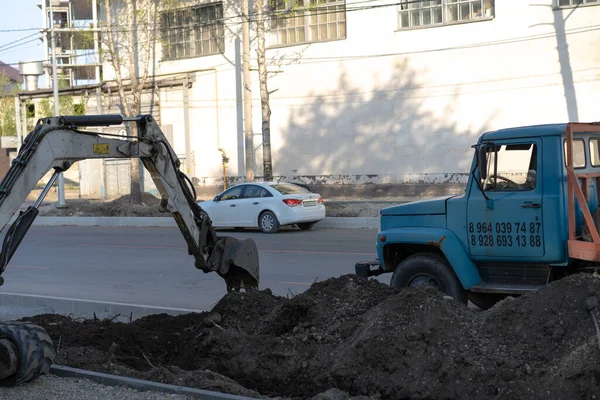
[0,226,384,311]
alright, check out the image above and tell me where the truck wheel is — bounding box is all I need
[391,253,468,304]
[468,292,508,310]
[0,322,55,386]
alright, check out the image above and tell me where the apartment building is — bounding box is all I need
[38,0,600,197]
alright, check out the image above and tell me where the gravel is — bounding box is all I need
[0,374,194,400]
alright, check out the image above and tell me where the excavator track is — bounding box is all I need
[0,322,55,386]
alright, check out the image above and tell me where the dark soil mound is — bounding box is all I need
[21,274,600,399]
[39,192,165,217]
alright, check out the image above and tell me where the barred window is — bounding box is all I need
[556,0,599,7]
[160,3,225,60]
[399,0,494,29]
[270,0,346,47]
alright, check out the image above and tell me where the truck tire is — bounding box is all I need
[0,322,55,386]
[468,292,508,310]
[390,253,468,305]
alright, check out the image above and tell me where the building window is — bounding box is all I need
[399,0,494,29]
[556,0,599,7]
[160,3,225,60]
[269,0,346,47]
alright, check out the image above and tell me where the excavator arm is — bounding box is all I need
[0,114,259,291]
[0,114,260,386]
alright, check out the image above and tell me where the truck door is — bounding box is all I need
[467,139,544,259]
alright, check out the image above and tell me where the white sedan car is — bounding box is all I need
[197,182,326,233]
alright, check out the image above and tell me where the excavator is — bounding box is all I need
[0,114,260,386]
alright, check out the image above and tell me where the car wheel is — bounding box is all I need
[390,252,468,304]
[297,222,316,231]
[259,211,279,233]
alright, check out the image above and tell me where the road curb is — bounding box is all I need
[0,292,206,322]
[50,365,259,400]
[22,216,379,229]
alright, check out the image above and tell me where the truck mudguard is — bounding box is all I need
[378,227,482,289]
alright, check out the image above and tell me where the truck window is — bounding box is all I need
[590,138,600,167]
[482,143,537,191]
[563,139,586,169]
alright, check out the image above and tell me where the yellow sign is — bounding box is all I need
[93,144,110,155]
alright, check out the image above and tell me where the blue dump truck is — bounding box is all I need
[356,122,600,309]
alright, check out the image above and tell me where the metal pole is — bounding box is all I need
[50,1,67,208]
[183,75,191,175]
[241,0,254,182]
[42,0,49,90]
[93,0,106,199]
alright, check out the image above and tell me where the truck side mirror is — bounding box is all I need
[478,147,488,180]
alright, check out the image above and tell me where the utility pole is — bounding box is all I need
[50,1,67,208]
[241,0,254,182]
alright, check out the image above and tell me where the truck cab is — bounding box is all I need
[355,122,600,309]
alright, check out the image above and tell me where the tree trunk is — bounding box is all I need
[129,121,142,204]
[255,0,273,181]
[127,0,143,204]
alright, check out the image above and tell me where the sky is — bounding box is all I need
[0,0,44,68]
[0,0,46,84]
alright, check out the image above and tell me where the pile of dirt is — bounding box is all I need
[38,193,165,217]
[21,274,600,399]
[35,194,386,218]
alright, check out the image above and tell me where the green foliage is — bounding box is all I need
[32,80,85,121]
[38,98,53,119]
[74,102,86,115]
[269,0,326,12]
[0,74,19,136]
[26,104,35,119]
[0,98,16,136]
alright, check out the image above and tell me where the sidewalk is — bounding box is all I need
[17,191,437,229]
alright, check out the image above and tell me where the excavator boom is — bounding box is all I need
[0,114,260,386]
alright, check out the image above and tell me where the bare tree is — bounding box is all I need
[100,0,157,204]
[254,0,273,181]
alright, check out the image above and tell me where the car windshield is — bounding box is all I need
[270,183,310,195]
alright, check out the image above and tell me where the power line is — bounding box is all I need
[0,44,42,58]
[0,28,40,33]
[0,38,41,55]
[0,0,449,34]
[0,1,597,76]
[0,33,40,51]
[2,18,599,72]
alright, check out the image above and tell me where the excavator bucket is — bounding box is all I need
[222,237,260,292]
[205,236,260,292]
